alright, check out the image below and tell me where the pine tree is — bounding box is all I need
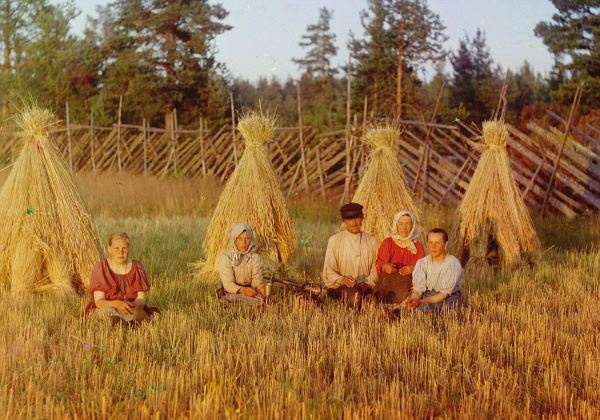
[293,7,338,83]
[97,0,232,127]
[292,7,344,129]
[16,2,90,120]
[534,0,600,110]
[511,61,549,114]
[386,0,447,116]
[421,67,455,124]
[449,38,476,120]
[349,0,393,116]
[0,0,45,117]
[450,29,502,123]
[350,0,447,118]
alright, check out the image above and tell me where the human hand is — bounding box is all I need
[341,277,355,288]
[406,296,421,310]
[399,265,414,276]
[113,300,134,314]
[399,297,410,309]
[239,287,257,297]
[382,263,397,274]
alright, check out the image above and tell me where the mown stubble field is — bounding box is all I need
[0,174,599,419]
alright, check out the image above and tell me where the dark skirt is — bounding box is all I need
[372,272,412,304]
[327,283,372,309]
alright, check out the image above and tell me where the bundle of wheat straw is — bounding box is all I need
[196,111,297,276]
[352,125,420,242]
[0,105,102,296]
[455,120,539,267]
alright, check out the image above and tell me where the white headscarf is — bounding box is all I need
[226,223,257,266]
[390,210,419,254]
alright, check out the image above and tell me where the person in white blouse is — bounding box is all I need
[216,223,269,305]
[405,228,462,312]
[322,202,378,308]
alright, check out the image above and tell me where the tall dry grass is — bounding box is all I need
[0,171,340,221]
[75,172,220,217]
[0,175,598,418]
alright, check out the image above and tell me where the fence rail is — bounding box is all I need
[1,113,598,218]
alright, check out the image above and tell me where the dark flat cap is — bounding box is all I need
[340,202,364,219]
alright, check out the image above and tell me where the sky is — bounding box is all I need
[70,0,557,82]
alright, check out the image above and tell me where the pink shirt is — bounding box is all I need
[85,259,150,311]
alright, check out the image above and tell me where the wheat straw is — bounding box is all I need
[0,105,101,296]
[196,111,297,276]
[352,125,420,242]
[455,120,539,266]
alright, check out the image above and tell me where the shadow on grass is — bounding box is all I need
[535,215,600,252]
[462,260,515,295]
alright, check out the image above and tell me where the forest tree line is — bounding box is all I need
[0,0,598,131]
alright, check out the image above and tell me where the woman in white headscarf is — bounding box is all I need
[216,223,269,304]
[373,211,425,304]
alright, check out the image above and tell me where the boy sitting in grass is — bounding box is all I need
[404,228,462,313]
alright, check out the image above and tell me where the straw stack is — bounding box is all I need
[352,125,420,242]
[455,120,539,267]
[197,111,297,275]
[0,105,102,296]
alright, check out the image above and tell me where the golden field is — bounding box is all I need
[0,173,599,419]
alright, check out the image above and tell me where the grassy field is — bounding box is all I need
[0,173,599,418]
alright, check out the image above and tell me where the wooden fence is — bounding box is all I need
[0,111,598,218]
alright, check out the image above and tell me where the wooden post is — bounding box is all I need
[360,96,368,172]
[117,95,122,172]
[9,132,14,164]
[229,92,238,166]
[90,109,96,174]
[66,101,73,173]
[395,19,405,118]
[413,135,428,193]
[199,116,206,177]
[361,96,368,133]
[437,157,472,206]
[341,54,352,204]
[541,85,583,215]
[413,81,446,201]
[287,160,302,197]
[172,108,178,174]
[142,117,148,174]
[296,82,309,193]
[493,77,509,121]
[521,157,545,201]
[421,146,430,203]
[315,143,326,198]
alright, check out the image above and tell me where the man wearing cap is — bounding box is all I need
[322,202,379,307]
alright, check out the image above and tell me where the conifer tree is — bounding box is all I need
[97,0,232,127]
[535,0,600,110]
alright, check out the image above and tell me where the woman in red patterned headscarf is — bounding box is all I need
[373,210,425,304]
